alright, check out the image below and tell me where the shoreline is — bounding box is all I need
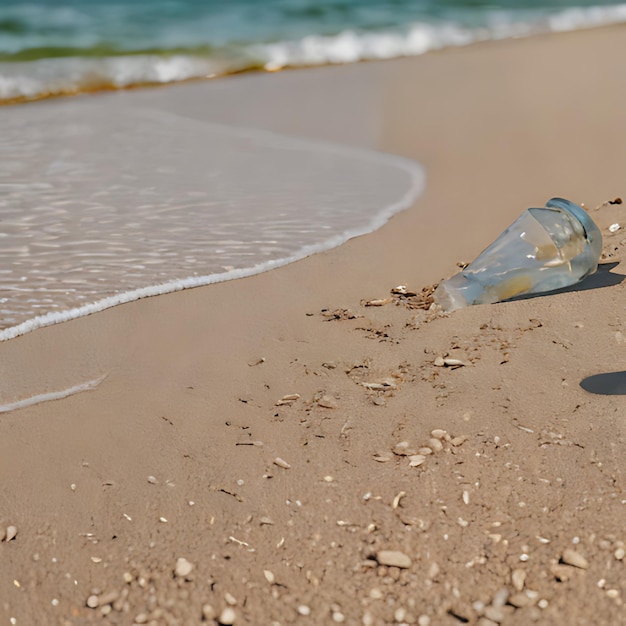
[1,25,626,624]
[2,20,626,107]
[0,102,425,340]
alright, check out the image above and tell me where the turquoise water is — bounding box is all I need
[2,0,626,100]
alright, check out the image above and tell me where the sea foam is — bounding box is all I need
[3,4,626,102]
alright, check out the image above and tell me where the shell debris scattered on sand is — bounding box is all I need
[362,378,397,391]
[273,457,292,470]
[275,393,300,406]
[362,298,393,307]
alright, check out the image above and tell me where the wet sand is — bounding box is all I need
[1,25,626,625]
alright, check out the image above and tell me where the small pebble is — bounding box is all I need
[606,589,620,599]
[263,570,275,584]
[428,438,444,452]
[202,604,216,620]
[225,593,237,606]
[561,548,589,569]
[147,476,157,484]
[393,441,416,456]
[409,454,426,467]
[615,547,625,561]
[376,550,412,569]
[511,568,526,592]
[297,605,311,616]
[273,457,291,470]
[492,588,509,607]
[508,593,533,608]
[394,607,407,622]
[417,616,431,626]
[5,525,17,542]
[332,611,345,623]
[219,607,237,625]
[86,595,99,609]
[174,557,193,578]
[550,563,572,582]
[431,429,448,440]
[483,606,505,622]
[609,223,621,233]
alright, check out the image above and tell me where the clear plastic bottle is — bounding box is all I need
[433,198,603,312]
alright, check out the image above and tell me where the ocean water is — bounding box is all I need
[1,0,626,102]
[0,98,424,340]
[1,0,624,340]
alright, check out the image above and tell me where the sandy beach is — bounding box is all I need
[1,24,626,625]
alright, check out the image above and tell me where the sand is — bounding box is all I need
[1,25,626,626]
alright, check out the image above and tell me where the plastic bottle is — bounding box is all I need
[433,197,603,312]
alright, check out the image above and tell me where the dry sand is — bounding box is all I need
[1,25,626,626]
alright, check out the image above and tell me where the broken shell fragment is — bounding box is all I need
[362,298,393,307]
[276,394,300,406]
[362,378,397,391]
[442,357,468,367]
[317,395,338,409]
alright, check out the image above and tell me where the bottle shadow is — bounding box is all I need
[580,371,626,395]
[506,261,624,302]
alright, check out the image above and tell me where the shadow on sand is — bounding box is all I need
[507,261,625,303]
[580,371,626,395]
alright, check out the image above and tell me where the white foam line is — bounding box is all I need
[0,112,426,342]
[0,374,107,414]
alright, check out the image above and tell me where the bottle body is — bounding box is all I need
[433,198,603,312]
